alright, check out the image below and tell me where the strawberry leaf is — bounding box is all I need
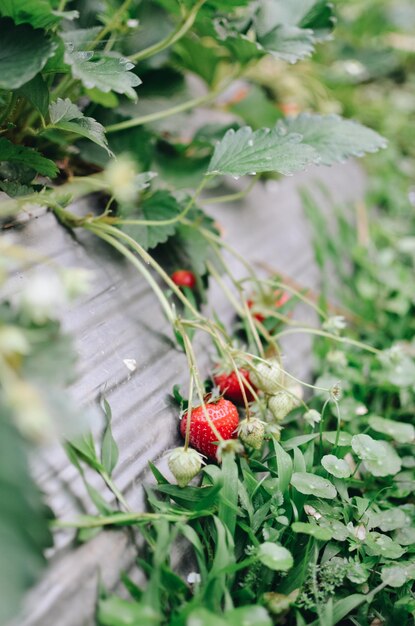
[0,18,57,90]
[119,190,182,250]
[0,0,70,29]
[0,137,58,178]
[62,30,141,100]
[254,0,335,64]
[49,98,111,155]
[282,113,387,165]
[207,126,319,177]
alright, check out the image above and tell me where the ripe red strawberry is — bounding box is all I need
[171,269,196,289]
[213,368,257,404]
[180,398,239,461]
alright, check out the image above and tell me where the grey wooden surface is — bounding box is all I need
[8,162,365,626]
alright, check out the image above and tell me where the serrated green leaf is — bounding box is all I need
[0,137,58,178]
[259,24,315,64]
[368,415,415,444]
[283,114,387,165]
[61,30,141,100]
[351,434,401,477]
[321,454,352,479]
[49,98,111,154]
[0,0,61,29]
[0,18,57,90]
[119,190,181,250]
[17,74,49,118]
[257,543,293,571]
[291,471,337,498]
[254,0,334,64]
[207,126,319,177]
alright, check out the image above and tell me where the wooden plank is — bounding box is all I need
[8,161,365,625]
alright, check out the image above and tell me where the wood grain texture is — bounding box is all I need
[7,161,365,625]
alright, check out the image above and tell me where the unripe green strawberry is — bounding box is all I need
[268,391,294,422]
[238,418,265,450]
[250,359,282,394]
[168,447,204,487]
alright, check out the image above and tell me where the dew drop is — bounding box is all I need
[247,139,254,147]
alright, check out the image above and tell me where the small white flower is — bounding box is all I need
[304,504,322,521]
[127,18,139,28]
[355,524,367,541]
[20,272,66,323]
[61,268,93,299]
[105,155,138,204]
[304,409,321,427]
[323,316,347,335]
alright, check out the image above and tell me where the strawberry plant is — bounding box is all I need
[2,0,414,625]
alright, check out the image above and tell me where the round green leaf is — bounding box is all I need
[368,416,415,444]
[365,532,406,559]
[257,543,293,571]
[290,472,337,499]
[381,565,407,588]
[321,454,352,479]
[369,508,407,532]
[0,18,57,90]
[393,527,415,546]
[351,434,401,477]
[323,431,352,447]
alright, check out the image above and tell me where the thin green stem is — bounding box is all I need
[181,329,224,443]
[201,175,259,205]
[274,327,381,355]
[109,176,208,228]
[96,224,201,319]
[86,225,175,324]
[100,470,131,512]
[93,0,133,46]
[183,374,194,452]
[129,0,206,62]
[105,90,219,134]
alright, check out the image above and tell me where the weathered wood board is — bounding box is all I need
[7,161,365,626]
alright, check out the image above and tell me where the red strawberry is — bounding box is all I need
[180,398,239,461]
[213,368,256,404]
[171,269,196,289]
